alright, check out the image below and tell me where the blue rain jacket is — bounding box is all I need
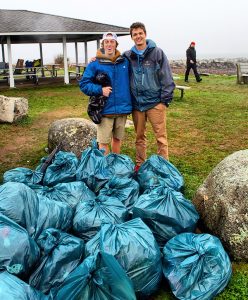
[124,39,175,111]
[79,50,132,115]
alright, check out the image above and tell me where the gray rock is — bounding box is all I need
[0,95,28,123]
[193,149,248,261]
[48,118,97,157]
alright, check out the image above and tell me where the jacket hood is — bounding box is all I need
[131,39,156,55]
[96,48,122,62]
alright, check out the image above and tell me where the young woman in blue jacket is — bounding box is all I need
[79,32,132,155]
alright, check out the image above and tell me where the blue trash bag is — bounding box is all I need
[133,185,199,248]
[34,195,73,240]
[29,184,44,193]
[76,140,111,192]
[43,151,79,186]
[0,271,49,300]
[0,182,73,240]
[29,228,84,295]
[52,251,136,300]
[137,155,184,192]
[36,181,95,209]
[3,167,43,186]
[162,233,232,300]
[73,194,128,242]
[85,218,162,297]
[106,153,135,178]
[99,176,139,212]
[0,214,40,278]
[0,182,39,237]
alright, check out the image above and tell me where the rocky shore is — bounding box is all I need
[170,57,248,75]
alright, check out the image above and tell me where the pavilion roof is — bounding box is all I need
[0,10,129,43]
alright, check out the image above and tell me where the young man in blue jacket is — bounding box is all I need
[79,32,132,155]
[124,22,175,171]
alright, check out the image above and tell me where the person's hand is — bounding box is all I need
[89,57,96,63]
[102,87,112,97]
[190,60,194,64]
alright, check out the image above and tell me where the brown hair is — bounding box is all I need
[100,40,119,49]
[129,22,147,36]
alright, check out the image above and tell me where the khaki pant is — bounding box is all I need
[132,103,168,166]
[97,115,127,144]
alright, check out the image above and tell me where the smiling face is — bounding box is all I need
[131,27,147,50]
[103,35,117,57]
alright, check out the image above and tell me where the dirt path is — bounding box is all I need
[0,107,81,167]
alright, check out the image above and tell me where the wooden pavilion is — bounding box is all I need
[0,9,129,88]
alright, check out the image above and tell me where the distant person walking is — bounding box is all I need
[185,42,202,83]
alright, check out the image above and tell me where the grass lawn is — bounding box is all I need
[0,74,247,299]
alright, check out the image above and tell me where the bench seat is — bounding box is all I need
[236,63,248,84]
[175,85,191,99]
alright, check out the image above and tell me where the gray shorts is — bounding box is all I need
[97,115,127,144]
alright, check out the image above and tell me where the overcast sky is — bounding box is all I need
[1,0,248,64]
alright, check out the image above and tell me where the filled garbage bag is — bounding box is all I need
[53,251,136,300]
[0,214,40,278]
[137,155,184,192]
[85,218,162,297]
[106,153,135,178]
[43,151,79,186]
[29,184,44,194]
[133,185,199,247]
[29,228,84,294]
[73,194,128,242]
[34,196,73,240]
[76,140,111,192]
[162,233,232,300]
[0,271,48,300]
[0,182,73,240]
[0,182,39,237]
[99,176,139,212]
[37,181,95,209]
[3,167,43,186]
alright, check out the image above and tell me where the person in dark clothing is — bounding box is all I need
[185,42,202,82]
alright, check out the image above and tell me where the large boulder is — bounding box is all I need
[192,150,248,261]
[0,95,28,123]
[48,118,97,157]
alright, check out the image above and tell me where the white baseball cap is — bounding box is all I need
[102,32,118,42]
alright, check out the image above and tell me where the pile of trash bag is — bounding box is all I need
[0,140,232,299]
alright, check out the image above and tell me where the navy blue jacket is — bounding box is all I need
[124,40,175,111]
[79,50,132,115]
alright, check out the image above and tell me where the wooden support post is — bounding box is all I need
[39,43,45,77]
[1,44,5,62]
[75,42,78,65]
[7,36,14,88]
[63,36,69,84]
[84,41,88,65]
